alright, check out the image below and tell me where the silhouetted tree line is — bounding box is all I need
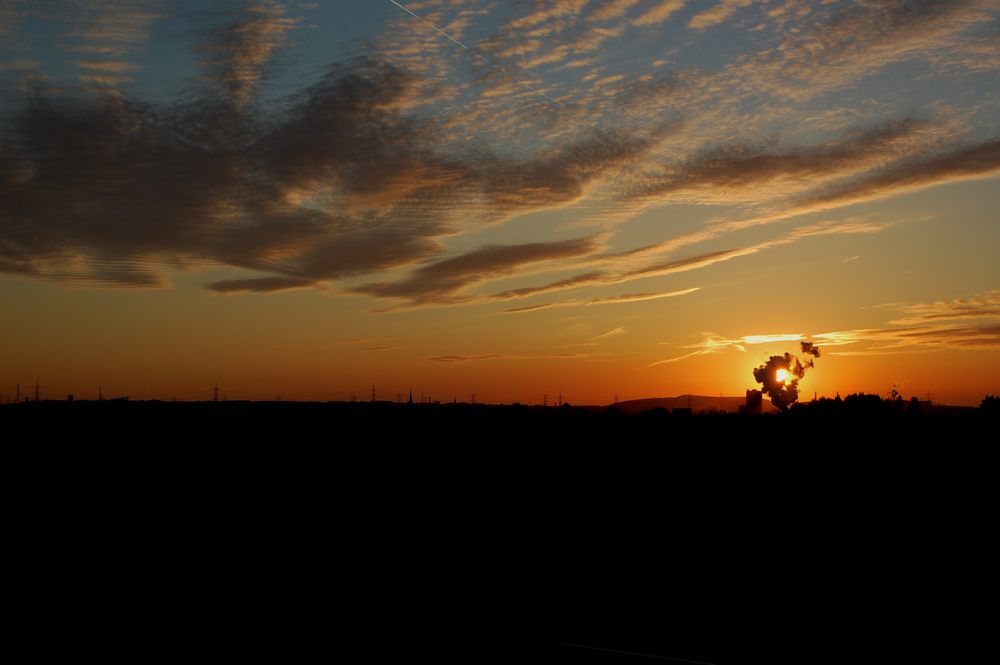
[1,393,993,444]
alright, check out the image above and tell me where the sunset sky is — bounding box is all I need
[1,0,998,405]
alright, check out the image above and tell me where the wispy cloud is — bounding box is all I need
[688,0,753,30]
[501,286,701,313]
[735,0,995,101]
[878,290,1000,326]
[798,138,1000,210]
[587,286,701,305]
[643,332,805,367]
[204,277,316,293]
[650,290,1000,365]
[632,0,686,27]
[627,118,928,206]
[354,236,601,302]
[427,354,508,364]
[67,0,162,86]
[202,1,301,104]
[591,326,627,341]
[495,218,892,305]
[589,0,643,24]
[427,351,610,363]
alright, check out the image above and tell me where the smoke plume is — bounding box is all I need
[752,341,821,411]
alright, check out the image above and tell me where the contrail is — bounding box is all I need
[386,0,562,107]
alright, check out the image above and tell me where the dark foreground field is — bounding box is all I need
[4,400,995,663]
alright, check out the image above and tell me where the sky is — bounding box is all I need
[1,0,998,405]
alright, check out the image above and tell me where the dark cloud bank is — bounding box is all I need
[0,47,652,294]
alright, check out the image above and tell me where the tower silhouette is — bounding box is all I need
[34,380,39,402]
[407,389,413,405]
[214,382,219,402]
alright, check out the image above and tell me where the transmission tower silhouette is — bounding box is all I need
[214,382,219,402]
[34,380,40,402]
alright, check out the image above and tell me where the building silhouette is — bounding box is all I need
[745,389,763,415]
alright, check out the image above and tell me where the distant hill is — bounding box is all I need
[610,394,777,414]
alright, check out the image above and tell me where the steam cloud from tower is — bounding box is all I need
[752,341,821,411]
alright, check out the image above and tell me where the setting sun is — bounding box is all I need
[776,369,791,384]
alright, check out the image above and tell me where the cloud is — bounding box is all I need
[878,290,1000,326]
[507,0,591,30]
[493,270,611,300]
[427,354,508,363]
[817,324,1000,355]
[490,218,892,304]
[202,2,300,104]
[589,0,643,23]
[0,34,660,295]
[501,286,700,313]
[427,351,608,363]
[688,0,753,30]
[591,326,627,341]
[203,276,315,293]
[737,0,995,100]
[799,138,1000,210]
[0,2,25,41]
[632,1,687,26]
[355,236,601,301]
[653,290,1000,364]
[627,118,927,205]
[64,0,162,85]
[586,286,701,305]
[643,332,808,367]
[501,301,579,314]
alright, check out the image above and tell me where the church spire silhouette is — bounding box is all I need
[407,388,413,405]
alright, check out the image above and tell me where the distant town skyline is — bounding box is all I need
[1,1,998,405]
